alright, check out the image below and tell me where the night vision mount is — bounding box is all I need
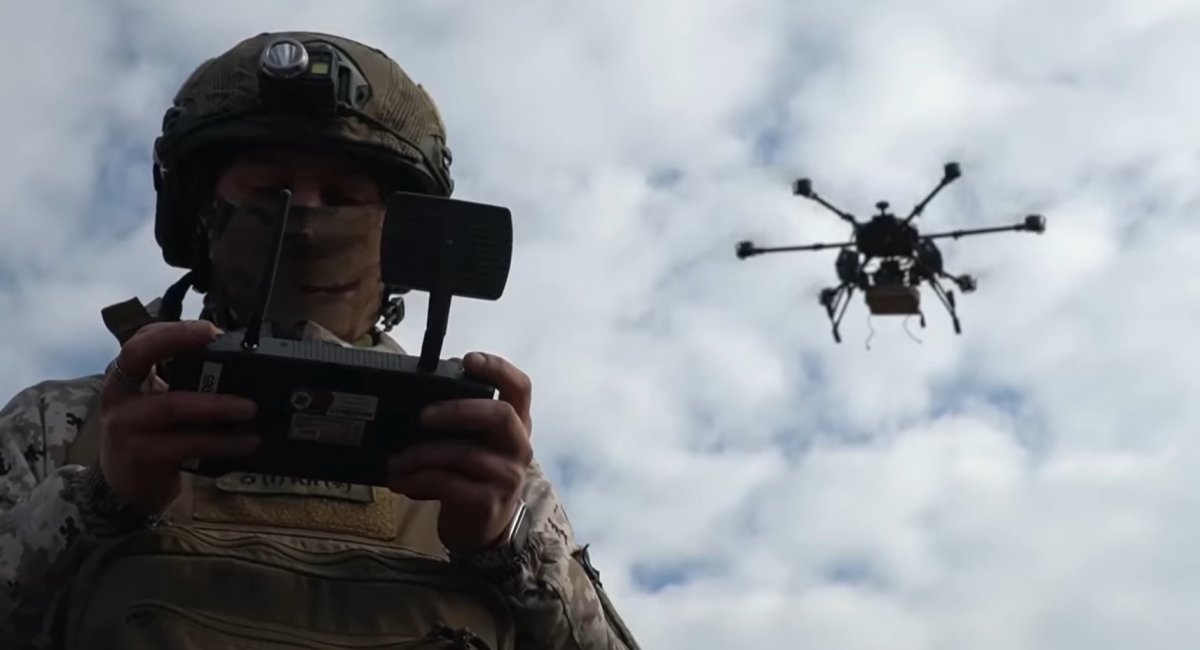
[735,162,1046,343]
[166,189,513,486]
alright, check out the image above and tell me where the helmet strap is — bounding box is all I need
[157,270,198,322]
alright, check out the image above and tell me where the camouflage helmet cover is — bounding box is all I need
[153,31,454,269]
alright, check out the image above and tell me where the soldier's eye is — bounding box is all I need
[321,185,376,206]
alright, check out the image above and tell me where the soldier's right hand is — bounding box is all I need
[98,320,260,513]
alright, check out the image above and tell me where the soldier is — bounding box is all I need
[0,31,641,649]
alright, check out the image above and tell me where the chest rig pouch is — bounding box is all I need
[60,302,516,650]
[62,474,514,650]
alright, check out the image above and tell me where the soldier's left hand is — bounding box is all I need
[386,351,533,553]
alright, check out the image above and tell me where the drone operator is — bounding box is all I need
[0,31,640,649]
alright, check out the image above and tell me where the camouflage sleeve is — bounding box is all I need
[0,378,150,646]
[0,382,89,640]
[493,460,643,650]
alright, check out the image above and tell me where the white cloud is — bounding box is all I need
[3,0,1200,647]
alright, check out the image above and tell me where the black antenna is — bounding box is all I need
[242,189,293,351]
[418,235,456,372]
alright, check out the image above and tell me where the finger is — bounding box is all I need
[106,392,257,435]
[462,352,532,430]
[130,430,261,464]
[388,468,498,508]
[147,372,169,395]
[420,399,531,462]
[104,321,221,404]
[120,320,221,376]
[388,443,524,490]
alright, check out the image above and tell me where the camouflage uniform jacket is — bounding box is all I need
[0,321,640,650]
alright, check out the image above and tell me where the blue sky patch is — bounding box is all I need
[631,558,720,593]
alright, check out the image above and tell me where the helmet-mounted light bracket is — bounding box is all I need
[257,37,372,115]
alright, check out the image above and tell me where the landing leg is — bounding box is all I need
[832,285,855,343]
[819,283,854,343]
[927,276,962,334]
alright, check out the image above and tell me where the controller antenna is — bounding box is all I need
[242,188,293,351]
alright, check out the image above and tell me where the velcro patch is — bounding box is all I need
[214,472,375,503]
[190,473,400,541]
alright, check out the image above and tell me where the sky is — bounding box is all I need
[2,0,1200,648]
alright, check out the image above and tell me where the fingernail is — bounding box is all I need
[464,352,485,367]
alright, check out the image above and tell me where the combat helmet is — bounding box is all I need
[151,31,453,324]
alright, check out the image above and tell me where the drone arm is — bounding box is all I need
[904,178,955,224]
[809,193,858,225]
[737,240,856,258]
[903,162,962,224]
[921,216,1045,241]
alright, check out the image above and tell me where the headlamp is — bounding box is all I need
[257,37,371,114]
[259,38,309,79]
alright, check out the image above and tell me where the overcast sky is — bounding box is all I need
[3,0,1199,648]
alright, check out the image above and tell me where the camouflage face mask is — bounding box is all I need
[200,197,386,343]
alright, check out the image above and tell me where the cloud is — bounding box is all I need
[3,0,1200,648]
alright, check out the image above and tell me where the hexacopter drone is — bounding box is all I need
[735,162,1046,343]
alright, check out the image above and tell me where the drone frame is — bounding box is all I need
[736,162,1046,343]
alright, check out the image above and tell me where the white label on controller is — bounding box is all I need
[198,362,223,393]
[288,389,378,421]
[288,413,366,447]
[328,392,379,420]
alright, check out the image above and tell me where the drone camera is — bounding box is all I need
[943,162,962,181]
[792,178,813,198]
[1023,214,1046,233]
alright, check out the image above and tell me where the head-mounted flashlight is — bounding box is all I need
[257,37,372,114]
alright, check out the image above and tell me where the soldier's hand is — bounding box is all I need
[98,320,260,514]
[387,352,533,553]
